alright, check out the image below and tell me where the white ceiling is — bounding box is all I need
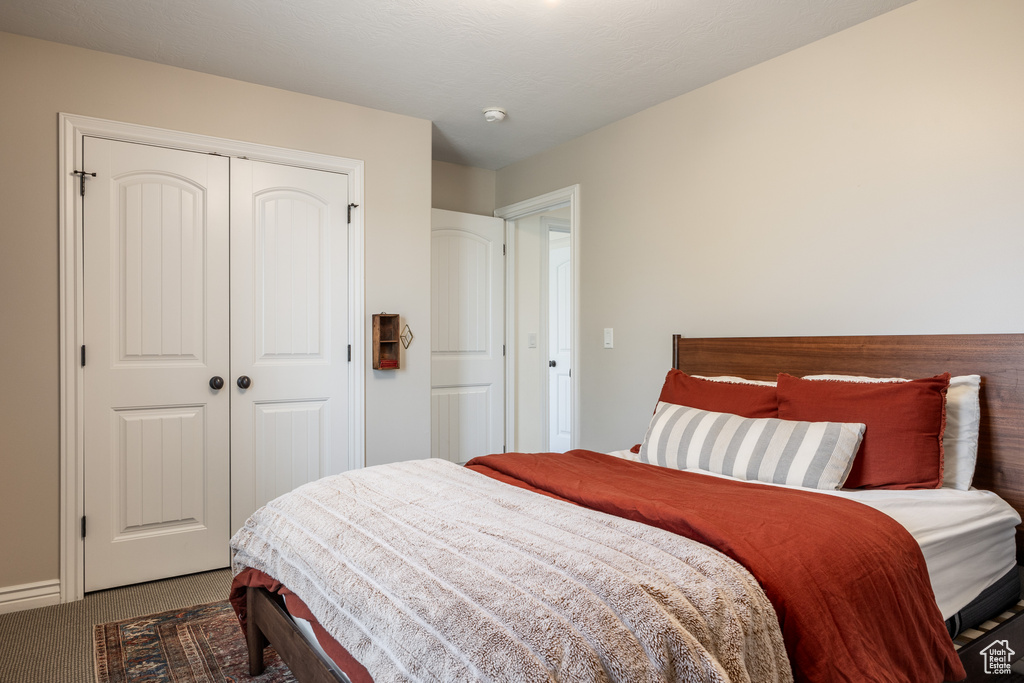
[1,0,914,170]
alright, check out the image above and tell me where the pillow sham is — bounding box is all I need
[659,369,778,418]
[777,373,950,490]
[629,369,781,454]
[803,374,980,490]
[638,401,865,490]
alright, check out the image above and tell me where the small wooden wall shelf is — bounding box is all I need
[372,313,401,370]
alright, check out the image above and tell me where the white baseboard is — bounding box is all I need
[0,579,61,614]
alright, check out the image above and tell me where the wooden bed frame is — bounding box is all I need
[672,333,1024,557]
[247,333,1024,682]
[246,586,347,682]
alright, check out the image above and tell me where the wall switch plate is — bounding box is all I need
[528,332,537,349]
[603,328,614,348]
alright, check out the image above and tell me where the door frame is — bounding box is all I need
[58,113,366,602]
[494,185,580,452]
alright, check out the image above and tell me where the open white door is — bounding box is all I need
[430,209,505,462]
[82,137,230,591]
[547,230,572,452]
[230,159,351,531]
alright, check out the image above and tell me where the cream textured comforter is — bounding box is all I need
[230,458,791,682]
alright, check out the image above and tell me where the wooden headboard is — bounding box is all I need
[673,333,1024,562]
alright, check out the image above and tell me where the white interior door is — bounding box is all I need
[547,231,572,452]
[431,209,505,463]
[83,137,230,591]
[230,159,350,531]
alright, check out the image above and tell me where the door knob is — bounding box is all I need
[237,375,252,389]
[549,360,557,367]
[209,376,224,390]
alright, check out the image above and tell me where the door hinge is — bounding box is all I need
[503,244,506,256]
[81,515,87,539]
[81,345,86,367]
[503,344,505,357]
[347,203,359,224]
[348,344,352,362]
[72,170,96,197]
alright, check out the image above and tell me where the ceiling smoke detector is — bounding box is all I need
[483,108,507,123]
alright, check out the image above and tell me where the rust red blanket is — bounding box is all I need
[466,450,964,683]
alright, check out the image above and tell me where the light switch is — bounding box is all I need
[603,328,614,349]
[528,332,537,349]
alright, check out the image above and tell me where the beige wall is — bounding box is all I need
[495,0,1024,452]
[0,32,432,589]
[432,160,496,215]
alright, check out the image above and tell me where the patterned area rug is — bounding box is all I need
[93,600,296,682]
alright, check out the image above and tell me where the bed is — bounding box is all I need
[230,333,1024,682]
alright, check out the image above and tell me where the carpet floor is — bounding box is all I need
[0,568,234,682]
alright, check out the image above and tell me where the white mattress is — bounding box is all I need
[607,449,1021,619]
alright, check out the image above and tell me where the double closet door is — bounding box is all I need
[82,137,351,591]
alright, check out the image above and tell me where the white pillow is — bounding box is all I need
[692,374,777,387]
[802,374,981,490]
[638,402,865,490]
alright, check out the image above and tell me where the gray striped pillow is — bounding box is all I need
[638,402,865,490]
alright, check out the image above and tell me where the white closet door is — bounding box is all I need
[430,209,505,463]
[230,159,350,531]
[83,137,230,591]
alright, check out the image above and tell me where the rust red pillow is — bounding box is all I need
[658,369,778,418]
[776,373,949,489]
